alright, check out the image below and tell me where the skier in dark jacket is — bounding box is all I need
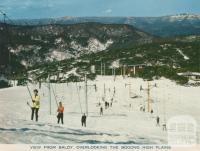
[156,116,160,126]
[100,106,103,115]
[162,123,167,131]
[142,106,145,112]
[140,85,143,91]
[81,113,87,127]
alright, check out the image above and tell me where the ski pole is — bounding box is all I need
[26,84,32,98]
[51,83,59,107]
[27,102,31,108]
[26,84,32,108]
[76,83,83,114]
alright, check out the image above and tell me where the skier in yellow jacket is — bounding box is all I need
[31,89,40,121]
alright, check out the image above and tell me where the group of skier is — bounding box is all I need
[30,89,87,127]
[105,101,110,109]
[30,86,166,130]
[101,97,114,115]
[139,82,167,131]
[139,104,166,131]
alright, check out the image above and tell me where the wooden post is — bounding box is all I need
[104,83,106,101]
[134,66,136,75]
[147,81,151,112]
[85,74,88,116]
[48,75,52,115]
[104,63,106,75]
[101,60,103,76]
[123,65,126,78]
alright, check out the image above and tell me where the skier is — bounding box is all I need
[57,102,64,124]
[110,101,113,107]
[140,104,143,111]
[95,85,97,92]
[162,123,167,131]
[111,98,114,102]
[140,85,143,91]
[105,101,108,109]
[100,106,103,115]
[151,109,154,114]
[31,89,40,121]
[156,116,160,126]
[142,106,145,112]
[97,102,101,106]
[81,113,87,127]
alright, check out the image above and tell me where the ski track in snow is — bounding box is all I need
[0,76,199,144]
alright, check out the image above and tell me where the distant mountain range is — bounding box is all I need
[0,14,200,85]
[10,13,200,37]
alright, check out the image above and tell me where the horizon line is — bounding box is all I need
[3,12,200,20]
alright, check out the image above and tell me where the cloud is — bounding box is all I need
[103,8,112,14]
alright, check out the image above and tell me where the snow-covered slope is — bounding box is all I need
[0,76,199,144]
[164,14,200,22]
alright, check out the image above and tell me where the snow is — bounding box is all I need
[55,38,63,44]
[178,72,200,76]
[176,48,189,60]
[70,41,84,52]
[160,44,171,50]
[87,38,113,53]
[47,50,73,61]
[31,35,42,41]
[10,45,41,55]
[70,38,113,54]
[9,38,113,63]
[167,14,200,22]
[63,68,80,79]
[111,59,120,68]
[20,60,28,67]
[0,76,199,144]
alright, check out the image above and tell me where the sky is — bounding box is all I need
[0,0,200,19]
